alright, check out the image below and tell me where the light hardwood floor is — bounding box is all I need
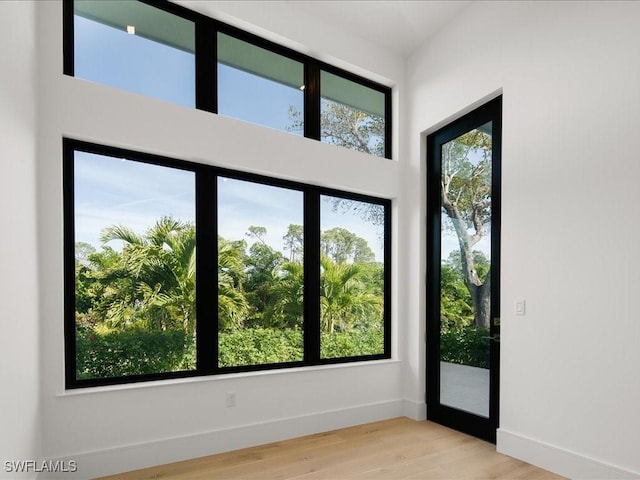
[98,417,565,480]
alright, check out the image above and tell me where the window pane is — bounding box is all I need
[217,177,304,367]
[73,151,196,380]
[320,195,385,359]
[320,71,386,157]
[74,0,195,107]
[218,33,304,135]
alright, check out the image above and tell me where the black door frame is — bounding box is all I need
[426,96,502,443]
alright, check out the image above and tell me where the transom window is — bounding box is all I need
[73,0,195,107]
[64,0,392,158]
[217,33,305,135]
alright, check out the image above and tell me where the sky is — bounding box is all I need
[74,152,196,250]
[73,14,384,261]
[75,153,384,261]
[74,15,195,108]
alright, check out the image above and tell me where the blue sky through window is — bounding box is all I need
[75,152,384,262]
[74,152,195,250]
[218,64,303,135]
[74,15,195,108]
[218,177,304,253]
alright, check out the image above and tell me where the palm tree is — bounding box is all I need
[270,261,304,329]
[99,217,196,334]
[320,255,382,334]
[217,237,249,331]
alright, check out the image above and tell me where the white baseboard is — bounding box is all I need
[497,428,640,479]
[402,398,426,421]
[42,400,405,480]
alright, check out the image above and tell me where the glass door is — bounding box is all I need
[426,96,501,443]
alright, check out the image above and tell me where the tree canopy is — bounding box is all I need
[74,219,384,378]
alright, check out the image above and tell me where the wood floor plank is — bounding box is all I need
[97,418,565,480]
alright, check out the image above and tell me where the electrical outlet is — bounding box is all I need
[226,392,236,408]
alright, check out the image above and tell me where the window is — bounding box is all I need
[321,71,387,157]
[217,177,305,366]
[65,140,391,388]
[320,195,387,358]
[67,145,197,381]
[72,0,195,107]
[64,0,391,158]
[217,33,304,135]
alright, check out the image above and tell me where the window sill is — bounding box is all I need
[56,358,401,397]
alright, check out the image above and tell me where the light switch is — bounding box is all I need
[515,299,526,316]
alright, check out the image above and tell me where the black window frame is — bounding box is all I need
[64,138,392,389]
[63,0,392,159]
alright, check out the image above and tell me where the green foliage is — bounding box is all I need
[218,328,303,367]
[287,101,385,157]
[282,224,304,262]
[76,325,194,379]
[320,255,382,334]
[91,217,197,333]
[439,250,491,368]
[440,250,490,331]
[244,241,296,329]
[321,328,383,359]
[440,255,473,330]
[217,327,384,366]
[217,236,249,330]
[442,130,492,232]
[75,219,384,378]
[320,99,385,157]
[440,327,489,368]
[446,250,490,284]
[441,129,493,328]
[322,227,375,263]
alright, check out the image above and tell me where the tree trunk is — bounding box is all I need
[469,271,491,329]
[441,194,491,329]
[440,139,492,329]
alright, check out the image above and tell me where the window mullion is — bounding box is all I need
[304,62,321,141]
[196,19,217,113]
[384,91,392,159]
[196,168,218,373]
[63,0,74,76]
[303,188,321,363]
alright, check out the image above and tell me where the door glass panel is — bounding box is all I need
[439,122,492,417]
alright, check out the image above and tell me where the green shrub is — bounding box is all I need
[321,328,383,359]
[77,326,386,375]
[218,327,384,366]
[218,328,303,367]
[440,327,489,368]
[76,325,194,379]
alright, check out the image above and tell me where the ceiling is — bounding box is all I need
[287,1,472,57]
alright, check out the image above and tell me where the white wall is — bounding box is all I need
[14,1,640,478]
[0,2,41,478]
[407,1,640,478]
[35,2,409,478]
